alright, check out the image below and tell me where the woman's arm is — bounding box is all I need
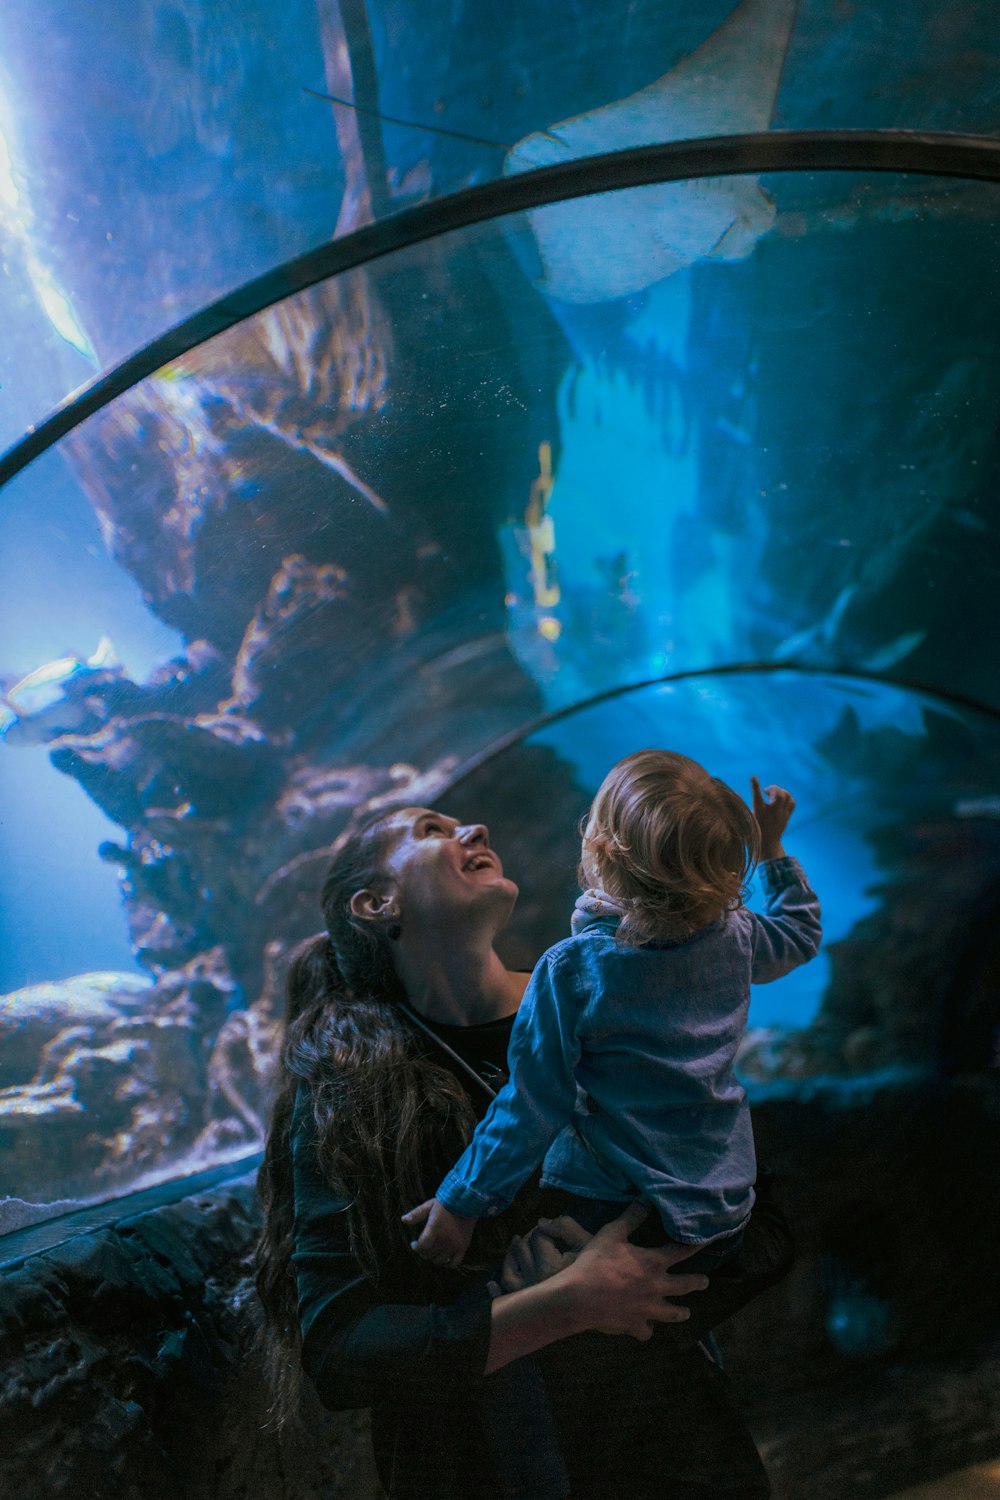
[485,1200,708,1373]
[292,1103,498,1409]
[498,1176,796,1351]
[296,1128,707,1410]
[292,1088,707,1410]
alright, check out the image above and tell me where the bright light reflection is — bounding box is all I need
[0,78,96,363]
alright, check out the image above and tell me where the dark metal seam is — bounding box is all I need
[3,130,1000,488]
[0,1150,263,1267]
[433,660,1000,799]
[337,0,392,218]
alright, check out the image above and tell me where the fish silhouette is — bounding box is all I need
[504,0,799,304]
[0,636,121,744]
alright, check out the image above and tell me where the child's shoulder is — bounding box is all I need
[536,926,616,974]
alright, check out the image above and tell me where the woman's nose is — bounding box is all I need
[458,823,489,847]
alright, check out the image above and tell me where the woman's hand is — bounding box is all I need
[402,1197,479,1267]
[560,1200,709,1341]
[751,776,796,861]
[483,1201,708,1373]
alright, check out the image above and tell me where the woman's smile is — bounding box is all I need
[460,847,500,876]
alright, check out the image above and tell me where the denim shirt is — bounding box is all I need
[437,856,821,1245]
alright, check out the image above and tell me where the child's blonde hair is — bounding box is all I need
[580,749,761,946]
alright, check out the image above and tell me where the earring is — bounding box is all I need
[384,905,402,942]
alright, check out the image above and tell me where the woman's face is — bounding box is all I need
[380,807,518,934]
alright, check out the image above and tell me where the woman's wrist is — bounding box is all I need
[496,1265,588,1337]
[760,842,786,861]
[536,1264,589,1334]
[484,1266,587,1374]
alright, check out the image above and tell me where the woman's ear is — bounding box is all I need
[350,887,399,925]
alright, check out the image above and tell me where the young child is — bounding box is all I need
[408,748,820,1263]
[405,749,822,1498]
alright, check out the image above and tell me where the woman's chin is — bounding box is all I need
[475,874,519,923]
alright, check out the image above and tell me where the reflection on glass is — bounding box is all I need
[4,0,1000,444]
[483,673,1000,1069]
[1,170,999,1235]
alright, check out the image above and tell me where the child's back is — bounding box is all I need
[406,750,820,1500]
[412,750,821,1259]
[494,851,820,1246]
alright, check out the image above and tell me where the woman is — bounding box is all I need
[255,805,793,1499]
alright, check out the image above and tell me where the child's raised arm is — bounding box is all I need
[748,776,822,981]
[431,951,582,1223]
[750,776,795,860]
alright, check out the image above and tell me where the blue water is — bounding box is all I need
[529,675,909,1031]
[0,450,181,989]
[2,1,1000,1035]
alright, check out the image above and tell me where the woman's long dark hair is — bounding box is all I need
[254,814,479,1428]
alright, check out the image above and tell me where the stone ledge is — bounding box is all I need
[751,1353,1000,1500]
[0,1171,380,1500]
[2,1078,998,1499]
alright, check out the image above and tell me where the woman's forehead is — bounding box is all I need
[387,805,455,833]
[378,806,455,859]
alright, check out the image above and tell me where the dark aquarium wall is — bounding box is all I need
[1,1,1000,1493]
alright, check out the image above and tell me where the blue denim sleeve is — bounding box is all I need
[749,855,822,983]
[436,950,582,1217]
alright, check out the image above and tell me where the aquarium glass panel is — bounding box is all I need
[445,672,1000,1082]
[2,0,999,444]
[2,167,999,1230]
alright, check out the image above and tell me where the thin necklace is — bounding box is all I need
[397,1001,499,1101]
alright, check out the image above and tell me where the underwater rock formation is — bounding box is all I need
[0,954,271,1208]
[62,273,393,654]
[0,1174,382,1500]
[0,971,173,1204]
[2,221,562,1202]
[739,813,1000,1085]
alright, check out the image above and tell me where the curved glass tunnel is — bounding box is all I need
[1,144,1000,1471]
[1,0,999,451]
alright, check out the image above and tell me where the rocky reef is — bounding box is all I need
[2,217,570,1211]
[0,1172,380,1500]
[2,1097,999,1500]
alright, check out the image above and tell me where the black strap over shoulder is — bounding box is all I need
[396,1000,499,1102]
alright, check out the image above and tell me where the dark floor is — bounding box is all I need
[884,1459,1000,1498]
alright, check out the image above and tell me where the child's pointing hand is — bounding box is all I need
[750,776,796,860]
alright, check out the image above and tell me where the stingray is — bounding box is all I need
[504,0,799,304]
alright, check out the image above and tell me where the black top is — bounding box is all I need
[291,1003,791,1500]
[431,1010,516,1091]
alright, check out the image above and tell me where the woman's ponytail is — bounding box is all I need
[254,812,478,1428]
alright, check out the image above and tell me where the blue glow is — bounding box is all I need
[528,673,980,1031]
[0,0,998,1251]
